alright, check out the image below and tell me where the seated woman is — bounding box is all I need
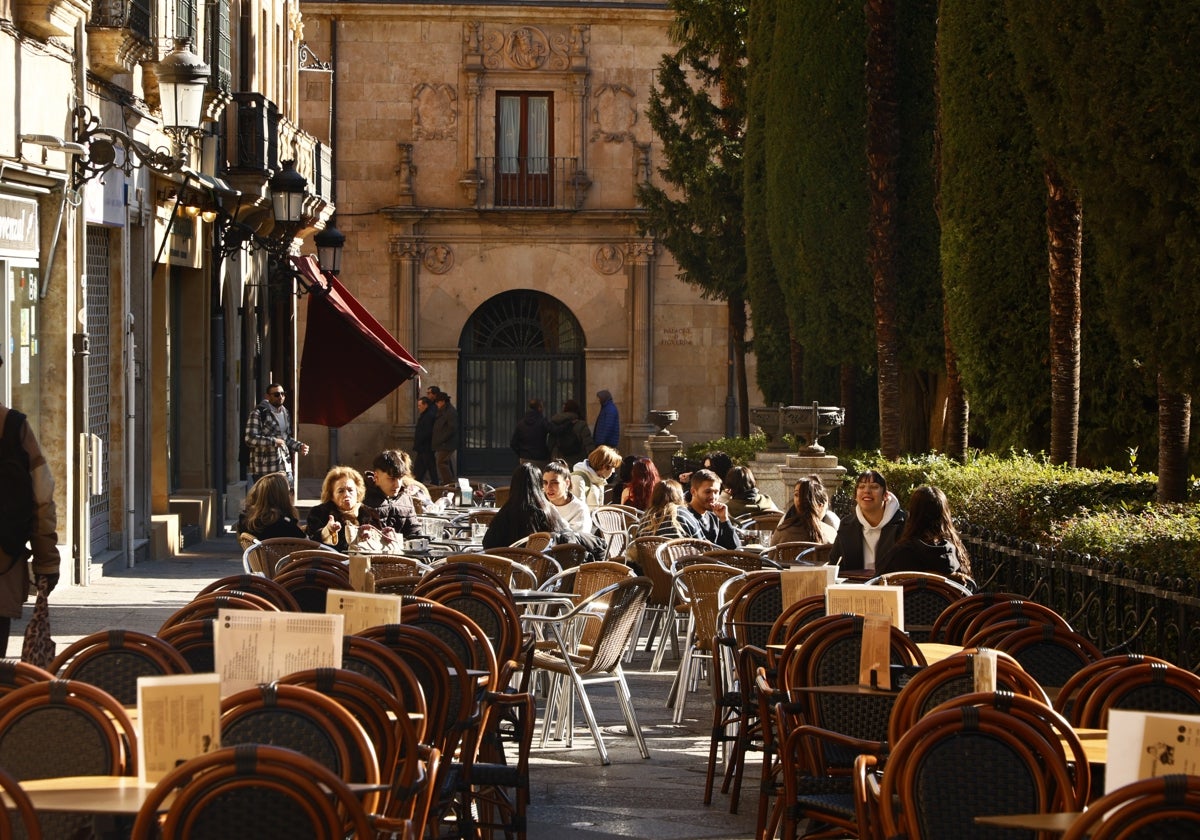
[482,463,570,550]
[630,479,702,540]
[363,449,422,539]
[542,460,593,533]
[570,445,623,508]
[877,485,971,581]
[722,466,780,520]
[619,456,660,511]
[772,475,838,546]
[237,472,305,541]
[828,470,905,574]
[305,465,384,553]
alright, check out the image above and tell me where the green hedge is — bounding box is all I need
[688,438,1200,576]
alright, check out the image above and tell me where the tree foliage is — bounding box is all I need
[743,0,793,403]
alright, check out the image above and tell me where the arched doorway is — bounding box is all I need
[458,290,585,475]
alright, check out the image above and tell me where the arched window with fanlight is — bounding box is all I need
[458,290,585,475]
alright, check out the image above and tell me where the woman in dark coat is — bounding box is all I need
[877,485,971,581]
[510,398,553,467]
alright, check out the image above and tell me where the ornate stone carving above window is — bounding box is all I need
[592,83,637,143]
[413,83,457,140]
[480,25,574,72]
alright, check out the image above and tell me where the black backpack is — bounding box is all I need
[0,410,34,566]
[551,419,584,460]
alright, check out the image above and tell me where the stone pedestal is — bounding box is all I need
[778,453,848,499]
[645,433,684,482]
[748,451,792,509]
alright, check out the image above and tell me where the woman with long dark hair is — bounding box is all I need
[772,475,837,546]
[481,463,570,549]
[237,472,305,540]
[620,457,660,511]
[878,485,971,580]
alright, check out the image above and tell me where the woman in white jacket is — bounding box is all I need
[570,445,622,508]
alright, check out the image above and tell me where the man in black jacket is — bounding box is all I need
[432,392,459,485]
[413,396,437,484]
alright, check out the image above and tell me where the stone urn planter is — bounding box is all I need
[647,409,680,436]
[750,402,845,454]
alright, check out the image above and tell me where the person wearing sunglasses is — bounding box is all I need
[244,383,309,489]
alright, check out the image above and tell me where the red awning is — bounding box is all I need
[293,255,424,427]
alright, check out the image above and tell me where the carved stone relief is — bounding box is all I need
[592,83,637,143]
[593,244,625,275]
[413,83,458,140]
[423,244,455,274]
[482,25,572,71]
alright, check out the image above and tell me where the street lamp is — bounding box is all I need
[269,160,308,226]
[73,39,211,188]
[314,219,345,275]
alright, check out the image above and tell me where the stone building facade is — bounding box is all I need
[295,2,756,476]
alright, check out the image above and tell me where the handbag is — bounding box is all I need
[21,574,55,669]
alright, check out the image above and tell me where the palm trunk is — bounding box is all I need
[1156,374,1191,503]
[1045,162,1082,467]
[942,308,969,460]
[866,0,901,460]
[729,296,750,436]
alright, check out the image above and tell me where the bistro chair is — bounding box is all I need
[158,591,278,634]
[49,628,193,706]
[444,553,537,590]
[511,531,555,552]
[0,765,40,840]
[863,702,1082,840]
[1053,653,1171,725]
[240,536,329,577]
[864,571,972,642]
[220,682,382,816]
[484,546,561,586]
[273,565,354,613]
[960,598,1073,643]
[651,538,718,670]
[1074,661,1200,729]
[545,541,588,571]
[528,577,653,765]
[667,563,744,723]
[992,622,1104,688]
[129,744,381,840]
[195,573,302,610]
[927,591,1028,644]
[763,540,832,567]
[703,548,771,573]
[623,535,670,660]
[276,667,425,826]
[274,549,351,578]
[0,679,136,840]
[340,635,428,740]
[593,505,639,559]
[0,660,54,699]
[1060,774,1200,840]
[158,619,217,673]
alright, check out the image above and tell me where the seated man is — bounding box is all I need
[677,469,741,550]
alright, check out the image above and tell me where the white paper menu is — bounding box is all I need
[825,584,905,631]
[213,611,343,697]
[1106,709,1200,794]
[325,589,403,636]
[780,566,838,607]
[137,673,222,783]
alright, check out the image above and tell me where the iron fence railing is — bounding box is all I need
[474,156,581,210]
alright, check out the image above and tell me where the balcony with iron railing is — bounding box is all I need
[223,92,333,211]
[83,0,152,76]
[474,156,585,211]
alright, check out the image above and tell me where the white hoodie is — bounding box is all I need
[856,491,901,571]
[570,460,608,508]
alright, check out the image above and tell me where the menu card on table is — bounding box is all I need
[825,584,905,631]
[781,566,838,607]
[213,611,343,697]
[137,673,222,783]
[326,590,403,636]
[859,614,894,689]
[1106,709,1200,793]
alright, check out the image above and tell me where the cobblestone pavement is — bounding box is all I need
[5,530,761,839]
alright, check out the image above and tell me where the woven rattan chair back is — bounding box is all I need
[1053,653,1171,725]
[1060,774,1200,840]
[196,573,302,610]
[887,649,1049,745]
[1075,661,1200,729]
[128,744,376,840]
[593,506,638,559]
[274,549,351,578]
[49,629,193,706]
[340,635,428,738]
[157,619,217,673]
[929,590,1025,643]
[961,599,1072,642]
[0,660,55,700]
[545,542,588,571]
[273,566,353,613]
[702,549,767,573]
[242,537,329,577]
[158,591,277,634]
[877,703,1080,839]
[992,622,1104,688]
[763,540,830,567]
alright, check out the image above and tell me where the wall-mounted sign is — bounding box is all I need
[0,195,38,257]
